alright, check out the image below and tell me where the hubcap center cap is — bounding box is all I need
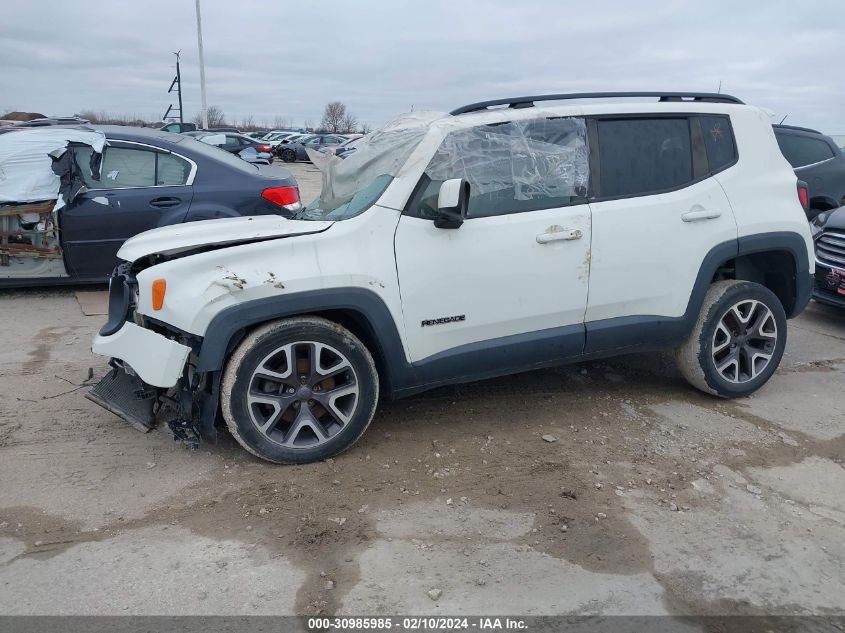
[296,385,313,400]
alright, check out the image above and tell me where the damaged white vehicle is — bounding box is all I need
[88,92,814,464]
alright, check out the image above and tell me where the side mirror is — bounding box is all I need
[434,178,469,229]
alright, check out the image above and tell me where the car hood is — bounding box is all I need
[820,205,845,231]
[118,215,334,262]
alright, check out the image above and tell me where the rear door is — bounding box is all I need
[584,115,738,352]
[60,142,194,279]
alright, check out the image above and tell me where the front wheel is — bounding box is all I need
[221,317,379,464]
[281,148,296,163]
[675,280,787,397]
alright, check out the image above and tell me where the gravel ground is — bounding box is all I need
[0,163,843,617]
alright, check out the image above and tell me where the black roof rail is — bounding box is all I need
[450,92,744,115]
[772,123,822,135]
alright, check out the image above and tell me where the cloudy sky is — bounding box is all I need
[1,0,843,131]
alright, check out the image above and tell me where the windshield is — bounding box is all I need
[298,111,445,221]
[295,174,394,221]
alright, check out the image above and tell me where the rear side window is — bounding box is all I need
[413,116,589,219]
[156,153,192,185]
[775,133,835,168]
[223,135,242,150]
[75,146,192,188]
[596,118,692,198]
[699,115,737,173]
[97,147,157,188]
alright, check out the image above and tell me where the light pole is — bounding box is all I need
[195,0,209,129]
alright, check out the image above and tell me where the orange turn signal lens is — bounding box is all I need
[151,279,167,311]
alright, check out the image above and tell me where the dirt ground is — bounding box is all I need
[0,163,844,618]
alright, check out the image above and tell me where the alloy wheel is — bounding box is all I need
[246,341,359,448]
[711,299,778,383]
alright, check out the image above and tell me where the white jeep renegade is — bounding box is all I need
[88,92,814,464]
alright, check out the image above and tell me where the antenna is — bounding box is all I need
[717,80,722,94]
[779,115,788,124]
[164,50,184,123]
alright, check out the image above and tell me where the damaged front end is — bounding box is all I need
[86,266,220,448]
[87,362,218,448]
[0,199,65,278]
[0,127,106,282]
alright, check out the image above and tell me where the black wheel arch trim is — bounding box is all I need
[195,287,413,394]
[193,232,810,400]
[736,230,812,318]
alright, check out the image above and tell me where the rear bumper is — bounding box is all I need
[92,322,190,388]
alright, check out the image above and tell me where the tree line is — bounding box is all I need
[4,101,371,134]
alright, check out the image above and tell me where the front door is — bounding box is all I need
[394,116,592,374]
[60,142,194,279]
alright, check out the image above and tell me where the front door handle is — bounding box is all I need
[536,226,583,244]
[681,207,722,222]
[150,197,182,209]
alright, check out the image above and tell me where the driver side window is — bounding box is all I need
[410,117,589,220]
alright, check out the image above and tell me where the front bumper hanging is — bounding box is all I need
[87,362,220,449]
[86,364,157,432]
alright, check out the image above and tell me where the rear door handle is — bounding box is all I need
[536,227,583,244]
[681,208,722,222]
[150,197,182,209]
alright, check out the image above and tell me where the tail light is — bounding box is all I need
[258,144,272,152]
[797,180,809,213]
[262,185,301,212]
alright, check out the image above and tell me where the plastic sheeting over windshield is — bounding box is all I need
[307,111,447,212]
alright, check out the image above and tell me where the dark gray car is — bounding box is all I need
[773,124,845,220]
[1,126,300,286]
[278,133,347,163]
[811,204,845,309]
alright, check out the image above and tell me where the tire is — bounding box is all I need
[281,148,296,163]
[221,316,379,464]
[675,280,787,398]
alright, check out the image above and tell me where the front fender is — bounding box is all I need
[194,287,414,395]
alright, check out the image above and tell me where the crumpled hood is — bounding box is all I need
[118,215,334,262]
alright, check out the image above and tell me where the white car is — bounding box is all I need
[259,131,300,148]
[88,91,814,464]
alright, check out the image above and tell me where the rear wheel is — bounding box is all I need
[675,280,787,397]
[281,148,296,163]
[221,317,378,464]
